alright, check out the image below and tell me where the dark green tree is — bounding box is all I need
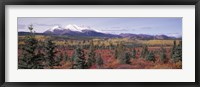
[71,52,76,62]
[132,48,136,59]
[72,47,86,69]
[33,50,45,69]
[44,38,56,68]
[140,45,148,58]
[63,52,69,62]
[96,53,104,69]
[160,46,167,63]
[119,52,131,64]
[55,53,63,66]
[146,51,156,63]
[172,41,182,62]
[171,40,176,58]
[114,44,119,59]
[18,24,44,69]
[87,41,96,67]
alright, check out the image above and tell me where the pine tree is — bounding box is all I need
[172,41,182,62]
[115,42,131,64]
[115,42,125,59]
[132,48,136,59]
[72,47,86,69]
[33,49,45,69]
[55,53,63,66]
[71,51,76,62]
[63,52,69,62]
[160,46,167,63]
[96,53,103,69]
[18,24,44,69]
[124,52,131,64]
[146,51,156,63]
[140,45,148,58]
[119,52,131,64]
[87,41,96,67]
[171,40,176,58]
[44,38,56,68]
[114,44,119,59]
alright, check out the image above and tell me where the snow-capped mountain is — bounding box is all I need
[64,24,91,32]
[18,24,179,39]
[43,24,120,38]
[45,24,100,33]
[48,25,62,32]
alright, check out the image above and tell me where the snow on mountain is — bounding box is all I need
[64,24,95,32]
[48,25,63,32]
[42,24,119,38]
[46,24,102,33]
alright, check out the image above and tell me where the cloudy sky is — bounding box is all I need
[18,17,182,37]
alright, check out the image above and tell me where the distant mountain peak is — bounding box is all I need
[119,33,176,40]
[42,24,120,38]
[64,24,91,32]
[48,25,62,32]
[46,24,103,33]
[40,25,179,40]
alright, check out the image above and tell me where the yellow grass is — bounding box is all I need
[140,40,180,45]
[18,35,181,46]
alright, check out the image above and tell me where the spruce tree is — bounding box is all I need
[172,41,182,62]
[87,41,96,67]
[18,24,44,69]
[63,52,69,62]
[71,52,76,62]
[171,40,176,58]
[44,38,56,68]
[115,42,125,59]
[124,52,131,64]
[115,42,131,64]
[96,53,104,69]
[160,46,167,63]
[55,53,63,66]
[140,45,148,58]
[146,51,156,63]
[132,48,136,59]
[114,44,119,59]
[72,47,86,69]
[119,52,131,64]
[33,49,45,69]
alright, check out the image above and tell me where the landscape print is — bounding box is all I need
[18,17,182,69]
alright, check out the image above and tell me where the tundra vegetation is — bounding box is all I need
[18,25,182,69]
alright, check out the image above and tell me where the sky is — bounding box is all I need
[18,17,182,37]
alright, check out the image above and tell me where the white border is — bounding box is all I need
[5,5,195,82]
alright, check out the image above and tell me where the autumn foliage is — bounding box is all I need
[18,25,182,69]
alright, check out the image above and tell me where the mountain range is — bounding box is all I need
[18,24,180,40]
